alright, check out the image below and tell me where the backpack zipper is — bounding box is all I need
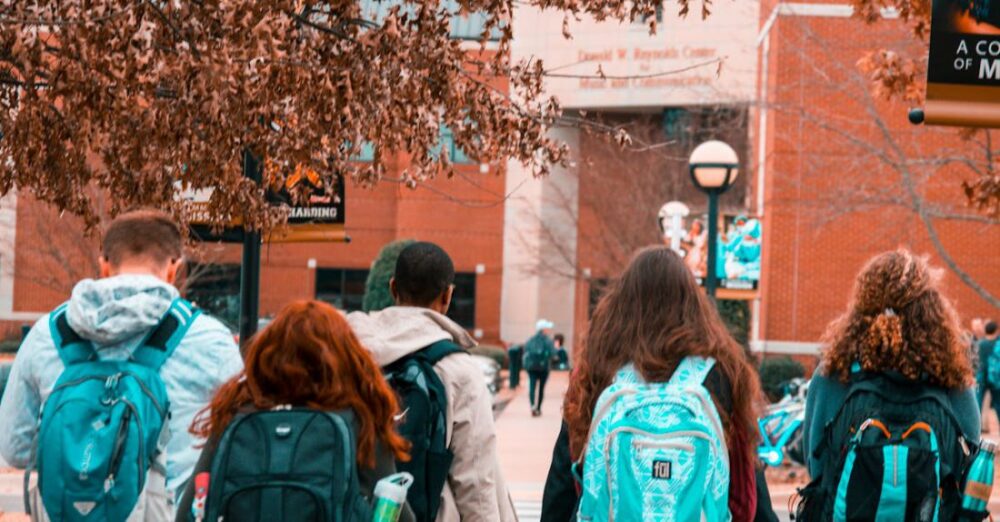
[117,398,146,493]
[105,405,132,492]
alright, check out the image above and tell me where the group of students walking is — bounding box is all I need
[0,208,992,522]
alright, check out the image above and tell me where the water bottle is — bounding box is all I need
[962,440,996,513]
[372,472,414,522]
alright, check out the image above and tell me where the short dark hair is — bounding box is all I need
[393,242,454,306]
[987,321,998,336]
[102,209,182,267]
[554,333,565,345]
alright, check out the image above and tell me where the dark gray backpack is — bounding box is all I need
[204,409,370,522]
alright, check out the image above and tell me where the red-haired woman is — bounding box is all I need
[543,246,776,521]
[176,300,414,522]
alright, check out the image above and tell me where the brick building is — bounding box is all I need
[0,152,508,343]
[504,0,999,362]
[1,3,997,357]
[755,1,1000,365]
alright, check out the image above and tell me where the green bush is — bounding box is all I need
[759,356,806,402]
[469,344,508,369]
[0,338,20,353]
[363,239,416,313]
[716,299,750,349]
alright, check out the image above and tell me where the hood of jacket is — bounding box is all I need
[66,274,179,348]
[346,306,476,366]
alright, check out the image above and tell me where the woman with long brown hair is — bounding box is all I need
[543,246,772,521]
[176,300,414,522]
[799,249,980,521]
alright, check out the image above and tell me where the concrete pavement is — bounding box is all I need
[496,370,569,522]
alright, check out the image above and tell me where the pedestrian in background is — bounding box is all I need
[799,249,980,521]
[507,341,523,389]
[0,209,243,520]
[553,247,775,521]
[981,320,999,431]
[553,333,569,370]
[178,300,414,522]
[970,317,987,409]
[523,319,555,417]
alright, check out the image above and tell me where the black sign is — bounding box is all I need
[928,0,1000,86]
[189,167,348,244]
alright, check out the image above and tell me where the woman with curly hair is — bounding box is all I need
[800,249,980,520]
[543,246,776,521]
[176,300,414,522]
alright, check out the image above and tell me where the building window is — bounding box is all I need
[353,142,375,162]
[437,126,475,164]
[447,273,476,329]
[316,268,370,312]
[184,263,241,332]
[662,108,691,145]
[634,2,664,25]
[588,278,610,319]
[359,0,500,41]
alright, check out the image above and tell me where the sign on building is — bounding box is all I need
[920,0,1000,126]
[185,164,347,243]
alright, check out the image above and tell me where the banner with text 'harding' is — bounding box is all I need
[924,0,1000,126]
[186,164,347,243]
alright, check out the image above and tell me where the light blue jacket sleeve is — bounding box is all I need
[0,316,55,468]
[159,314,243,494]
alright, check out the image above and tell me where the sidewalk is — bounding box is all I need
[496,370,569,521]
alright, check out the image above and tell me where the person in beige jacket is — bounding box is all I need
[347,242,517,522]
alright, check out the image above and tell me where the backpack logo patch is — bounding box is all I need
[73,501,96,516]
[652,460,672,480]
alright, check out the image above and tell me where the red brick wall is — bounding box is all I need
[5,157,508,344]
[758,12,1000,346]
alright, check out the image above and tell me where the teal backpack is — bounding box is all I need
[26,298,197,521]
[576,356,730,522]
[523,334,552,372]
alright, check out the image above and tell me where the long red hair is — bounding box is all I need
[191,300,409,466]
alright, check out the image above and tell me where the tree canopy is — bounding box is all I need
[0,0,667,231]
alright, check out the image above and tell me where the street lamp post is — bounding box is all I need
[688,140,739,298]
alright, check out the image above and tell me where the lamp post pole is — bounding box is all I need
[705,190,720,298]
[688,140,740,300]
[239,149,261,347]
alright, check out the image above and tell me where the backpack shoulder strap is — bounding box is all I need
[667,356,716,389]
[420,339,465,365]
[132,298,201,370]
[49,303,96,366]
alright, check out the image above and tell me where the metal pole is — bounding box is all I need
[705,190,719,298]
[239,149,261,347]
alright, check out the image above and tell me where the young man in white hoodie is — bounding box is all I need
[0,210,243,516]
[347,242,517,522]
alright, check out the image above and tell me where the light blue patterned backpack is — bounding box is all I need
[576,356,730,522]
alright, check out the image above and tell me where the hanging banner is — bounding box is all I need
[186,165,347,243]
[922,0,1000,127]
[661,211,761,299]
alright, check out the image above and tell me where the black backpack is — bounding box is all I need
[203,409,371,522]
[795,372,973,522]
[383,340,463,522]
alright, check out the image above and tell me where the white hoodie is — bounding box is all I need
[347,307,517,522]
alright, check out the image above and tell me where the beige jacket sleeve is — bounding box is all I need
[434,353,518,522]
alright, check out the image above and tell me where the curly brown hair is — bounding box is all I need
[822,249,972,390]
